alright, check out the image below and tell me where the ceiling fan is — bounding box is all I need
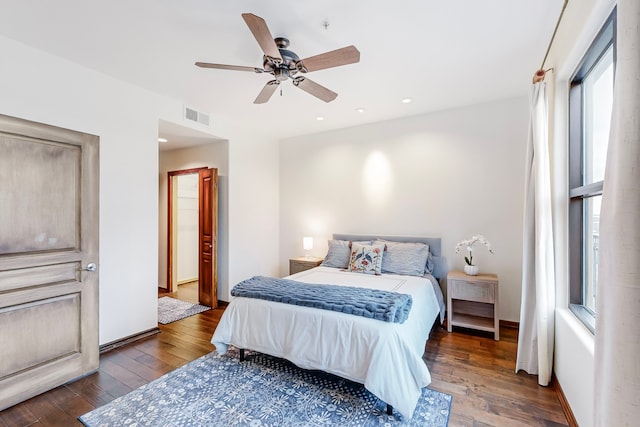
[195,13,360,104]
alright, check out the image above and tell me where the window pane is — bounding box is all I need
[583,195,602,313]
[583,46,613,185]
[569,8,615,331]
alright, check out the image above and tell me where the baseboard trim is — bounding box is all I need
[500,320,519,329]
[552,374,579,427]
[99,327,160,354]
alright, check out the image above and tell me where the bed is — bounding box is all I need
[211,234,446,419]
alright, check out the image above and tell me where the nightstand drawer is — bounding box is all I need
[450,280,495,303]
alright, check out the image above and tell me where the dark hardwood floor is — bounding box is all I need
[0,283,569,426]
[425,327,569,426]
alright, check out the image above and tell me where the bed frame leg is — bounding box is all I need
[386,404,392,415]
[239,349,245,362]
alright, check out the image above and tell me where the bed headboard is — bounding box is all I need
[332,233,446,280]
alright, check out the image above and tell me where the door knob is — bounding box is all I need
[81,263,97,272]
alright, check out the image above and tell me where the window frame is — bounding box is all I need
[568,9,616,334]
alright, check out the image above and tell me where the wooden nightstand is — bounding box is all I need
[447,270,499,340]
[289,257,323,275]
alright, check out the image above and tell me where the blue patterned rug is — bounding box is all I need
[157,296,210,324]
[79,349,451,426]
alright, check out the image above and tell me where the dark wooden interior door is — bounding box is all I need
[198,168,218,308]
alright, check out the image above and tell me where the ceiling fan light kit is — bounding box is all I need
[195,13,360,104]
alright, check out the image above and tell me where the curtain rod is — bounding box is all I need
[533,0,569,83]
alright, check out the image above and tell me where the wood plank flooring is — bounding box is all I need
[425,327,568,426]
[0,283,569,426]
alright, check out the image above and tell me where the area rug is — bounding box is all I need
[157,296,210,324]
[79,349,452,426]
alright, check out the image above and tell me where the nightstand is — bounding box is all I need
[289,257,323,275]
[447,270,499,340]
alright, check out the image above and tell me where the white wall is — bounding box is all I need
[227,132,281,299]
[545,1,616,426]
[1,35,281,345]
[279,97,528,322]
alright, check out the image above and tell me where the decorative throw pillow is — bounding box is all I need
[321,239,372,269]
[374,240,430,277]
[348,243,385,275]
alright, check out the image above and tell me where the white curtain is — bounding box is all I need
[595,1,640,424]
[515,82,556,386]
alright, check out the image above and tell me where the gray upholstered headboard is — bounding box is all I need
[332,233,446,280]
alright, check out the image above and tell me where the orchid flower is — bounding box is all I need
[455,235,494,266]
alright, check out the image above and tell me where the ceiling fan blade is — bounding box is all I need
[298,45,360,73]
[293,77,337,103]
[254,80,280,104]
[195,62,264,73]
[241,13,283,62]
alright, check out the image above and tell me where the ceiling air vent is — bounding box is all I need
[184,106,210,127]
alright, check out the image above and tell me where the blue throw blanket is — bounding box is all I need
[231,276,412,323]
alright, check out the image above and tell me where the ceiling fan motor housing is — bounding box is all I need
[263,38,300,81]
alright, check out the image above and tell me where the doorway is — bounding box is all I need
[167,167,218,308]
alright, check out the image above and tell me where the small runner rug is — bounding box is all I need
[157,296,210,324]
[79,349,451,426]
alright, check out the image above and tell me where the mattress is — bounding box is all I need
[211,266,442,419]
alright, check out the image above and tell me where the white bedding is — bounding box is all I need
[211,266,441,419]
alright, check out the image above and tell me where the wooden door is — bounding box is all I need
[198,168,218,308]
[0,114,99,411]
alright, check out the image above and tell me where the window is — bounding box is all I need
[568,10,616,333]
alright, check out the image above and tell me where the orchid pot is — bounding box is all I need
[464,264,479,276]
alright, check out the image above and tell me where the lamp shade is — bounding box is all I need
[303,236,313,251]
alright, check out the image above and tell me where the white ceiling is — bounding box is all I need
[0,0,563,148]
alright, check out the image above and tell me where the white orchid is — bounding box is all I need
[455,235,494,266]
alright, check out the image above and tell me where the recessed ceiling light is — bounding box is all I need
[402,98,412,104]
[316,116,325,121]
[356,108,365,113]
[158,138,168,143]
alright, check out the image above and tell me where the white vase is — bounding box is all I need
[464,264,479,276]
